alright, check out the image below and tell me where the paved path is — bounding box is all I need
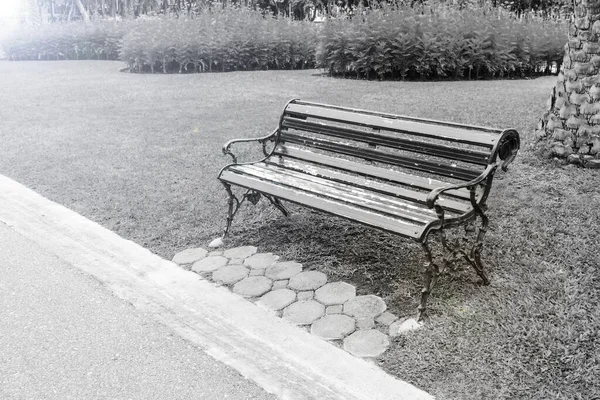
[0,222,275,400]
[0,174,433,400]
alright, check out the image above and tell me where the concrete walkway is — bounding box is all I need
[0,174,433,400]
[0,222,274,400]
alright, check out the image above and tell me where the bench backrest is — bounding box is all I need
[272,100,519,183]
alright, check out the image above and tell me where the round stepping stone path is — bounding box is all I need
[172,245,414,359]
[212,265,249,285]
[343,295,387,319]
[315,282,356,305]
[258,289,297,311]
[311,314,356,340]
[283,300,325,325]
[244,253,279,269]
[192,256,228,272]
[343,329,390,358]
[233,276,272,297]
[223,246,257,259]
[288,271,327,291]
[265,261,302,280]
[172,247,207,265]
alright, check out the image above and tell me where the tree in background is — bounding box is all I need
[36,0,575,21]
[535,0,600,168]
[23,0,43,25]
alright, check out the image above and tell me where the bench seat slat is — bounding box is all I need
[282,117,490,165]
[263,159,471,215]
[273,145,472,200]
[279,133,481,181]
[230,164,442,223]
[285,103,498,147]
[220,170,428,239]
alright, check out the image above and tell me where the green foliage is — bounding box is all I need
[2,20,131,61]
[2,8,318,72]
[119,8,319,73]
[317,5,568,80]
[2,5,566,79]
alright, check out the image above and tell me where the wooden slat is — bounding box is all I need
[219,170,427,238]
[272,145,471,200]
[285,103,498,147]
[234,164,441,223]
[282,117,490,165]
[293,100,503,134]
[261,159,471,215]
[279,132,482,181]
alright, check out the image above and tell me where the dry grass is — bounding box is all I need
[0,61,598,399]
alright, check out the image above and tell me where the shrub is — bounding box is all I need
[119,8,319,73]
[2,19,131,61]
[316,5,568,80]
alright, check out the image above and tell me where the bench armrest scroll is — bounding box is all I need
[222,129,279,164]
[426,164,497,209]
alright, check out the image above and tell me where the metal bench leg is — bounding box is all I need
[461,213,491,286]
[418,240,441,322]
[264,195,289,217]
[222,182,240,237]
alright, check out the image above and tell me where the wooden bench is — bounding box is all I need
[217,100,520,320]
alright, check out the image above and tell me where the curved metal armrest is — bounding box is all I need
[426,164,497,209]
[222,128,279,164]
[496,129,520,172]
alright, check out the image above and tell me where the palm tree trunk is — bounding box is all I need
[537,0,600,168]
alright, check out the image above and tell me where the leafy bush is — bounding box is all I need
[2,5,565,79]
[2,19,132,61]
[316,5,568,80]
[119,8,319,73]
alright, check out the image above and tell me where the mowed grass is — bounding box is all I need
[1,61,598,399]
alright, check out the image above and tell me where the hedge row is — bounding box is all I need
[1,6,568,79]
[2,20,132,61]
[120,9,318,73]
[316,5,568,80]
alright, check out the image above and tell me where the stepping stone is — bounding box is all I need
[211,265,249,285]
[244,253,280,269]
[272,280,289,290]
[208,250,223,256]
[249,268,265,276]
[282,300,325,325]
[343,329,390,358]
[376,311,398,326]
[232,276,272,297]
[172,248,207,265]
[356,318,375,330]
[288,271,327,291]
[258,289,297,311]
[343,295,386,319]
[389,318,422,337]
[326,305,343,315]
[297,291,314,301]
[311,314,356,340]
[192,256,228,273]
[265,261,302,280]
[223,246,257,259]
[315,282,356,306]
[229,258,244,265]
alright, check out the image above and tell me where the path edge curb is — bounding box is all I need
[0,174,434,400]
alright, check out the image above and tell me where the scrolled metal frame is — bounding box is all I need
[417,128,520,321]
[219,100,297,236]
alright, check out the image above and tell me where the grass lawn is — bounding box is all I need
[1,61,598,399]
